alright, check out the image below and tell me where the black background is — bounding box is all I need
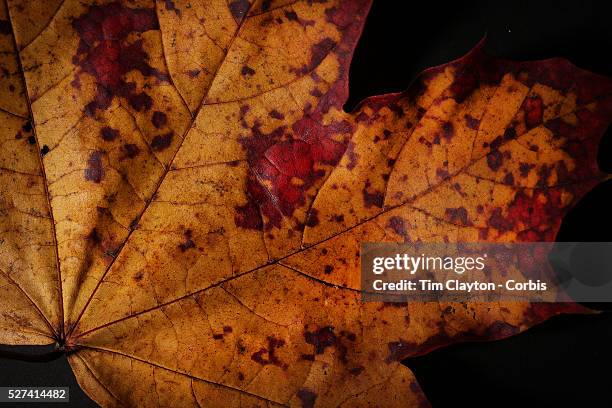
[1,1,611,407]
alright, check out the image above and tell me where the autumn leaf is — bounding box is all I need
[0,0,611,406]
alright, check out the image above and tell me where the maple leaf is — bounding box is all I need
[0,0,611,407]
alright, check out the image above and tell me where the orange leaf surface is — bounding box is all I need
[1,0,611,406]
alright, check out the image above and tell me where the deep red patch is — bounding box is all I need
[523,95,544,128]
[236,117,351,230]
[71,2,167,116]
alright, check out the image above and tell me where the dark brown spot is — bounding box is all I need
[268,110,284,120]
[489,135,503,150]
[151,111,167,128]
[151,132,173,151]
[346,142,358,170]
[164,0,180,15]
[503,126,517,140]
[519,162,534,177]
[362,181,384,208]
[418,136,431,148]
[387,216,408,238]
[349,366,364,375]
[284,10,298,21]
[128,92,153,111]
[122,143,140,159]
[464,114,480,130]
[250,336,287,369]
[306,209,319,227]
[235,202,263,230]
[445,207,470,225]
[84,151,105,183]
[229,0,250,22]
[86,228,102,245]
[178,229,195,252]
[488,207,514,232]
[295,38,336,75]
[241,65,255,76]
[441,121,454,141]
[486,150,503,171]
[305,326,336,354]
[0,20,11,36]
[341,330,356,342]
[436,167,450,179]
[100,126,119,141]
[187,69,200,78]
[300,354,315,361]
[297,389,317,408]
[309,88,323,97]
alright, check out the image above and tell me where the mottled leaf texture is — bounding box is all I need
[0,0,611,406]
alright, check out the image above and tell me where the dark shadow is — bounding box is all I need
[0,344,97,408]
[404,312,612,407]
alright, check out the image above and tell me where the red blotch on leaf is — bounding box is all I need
[71,2,167,116]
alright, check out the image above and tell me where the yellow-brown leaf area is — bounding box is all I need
[0,0,611,407]
[0,0,60,344]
